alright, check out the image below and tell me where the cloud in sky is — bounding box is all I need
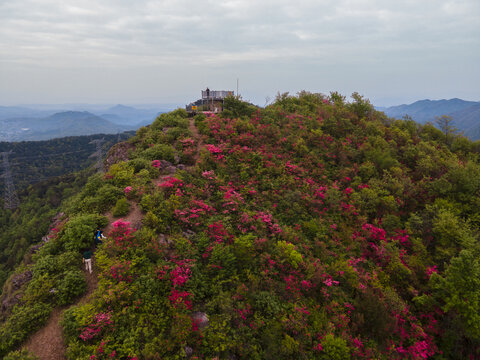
[0,0,479,105]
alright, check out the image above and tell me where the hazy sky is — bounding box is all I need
[1,0,479,107]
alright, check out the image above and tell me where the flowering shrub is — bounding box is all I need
[106,220,136,251]
[51,93,480,359]
[79,312,113,342]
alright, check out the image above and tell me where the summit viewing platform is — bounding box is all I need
[186,88,235,114]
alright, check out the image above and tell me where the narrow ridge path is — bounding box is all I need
[23,269,98,359]
[189,117,203,163]
[23,117,203,360]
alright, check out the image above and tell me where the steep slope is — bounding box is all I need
[0,133,131,197]
[1,94,480,359]
[23,270,98,360]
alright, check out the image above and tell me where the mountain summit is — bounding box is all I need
[1,93,479,359]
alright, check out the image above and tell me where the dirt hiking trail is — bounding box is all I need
[23,118,203,360]
[23,271,98,359]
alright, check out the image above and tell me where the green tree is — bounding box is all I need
[435,115,457,145]
[431,250,480,340]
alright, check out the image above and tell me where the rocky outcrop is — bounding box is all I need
[104,141,135,170]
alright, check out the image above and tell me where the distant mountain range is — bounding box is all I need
[99,104,160,126]
[379,98,480,140]
[0,104,173,141]
[0,111,128,141]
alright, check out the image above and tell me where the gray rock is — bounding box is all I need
[184,346,193,357]
[11,271,32,290]
[158,234,168,245]
[159,160,172,169]
[191,312,209,330]
[166,166,177,174]
[182,230,196,239]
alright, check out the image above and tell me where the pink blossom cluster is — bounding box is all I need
[208,222,230,243]
[323,277,339,287]
[392,230,411,248]
[426,265,438,278]
[79,312,113,341]
[362,223,386,242]
[254,211,282,234]
[107,220,137,251]
[180,138,195,147]
[109,261,133,282]
[205,144,225,160]
[171,263,192,287]
[174,199,216,225]
[202,170,216,180]
[169,289,193,310]
[158,176,183,188]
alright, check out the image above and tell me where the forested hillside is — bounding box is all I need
[0,133,132,290]
[1,93,479,359]
[0,172,90,287]
[0,132,133,197]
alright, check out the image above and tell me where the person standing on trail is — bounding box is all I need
[83,249,93,274]
[94,228,105,247]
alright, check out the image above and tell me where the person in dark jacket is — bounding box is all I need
[83,249,93,274]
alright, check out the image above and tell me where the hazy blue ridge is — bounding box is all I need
[380,98,480,139]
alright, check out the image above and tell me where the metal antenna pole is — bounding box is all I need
[1,151,20,209]
[89,138,106,173]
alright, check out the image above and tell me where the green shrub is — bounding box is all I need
[107,162,135,187]
[61,214,107,252]
[96,184,124,210]
[4,349,38,360]
[57,251,82,270]
[113,198,130,217]
[0,303,51,356]
[222,96,257,118]
[253,291,282,317]
[56,270,87,306]
[82,173,104,196]
[166,127,190,142]
[320,334,351,360]
[431,250,480,341]
[140,144,175,162]
[32,254,57,278]
[151,110,189,130]
[23,274,55,303]
[61,307,81,343]
[128,158,150,173]
[276,241,303,268]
